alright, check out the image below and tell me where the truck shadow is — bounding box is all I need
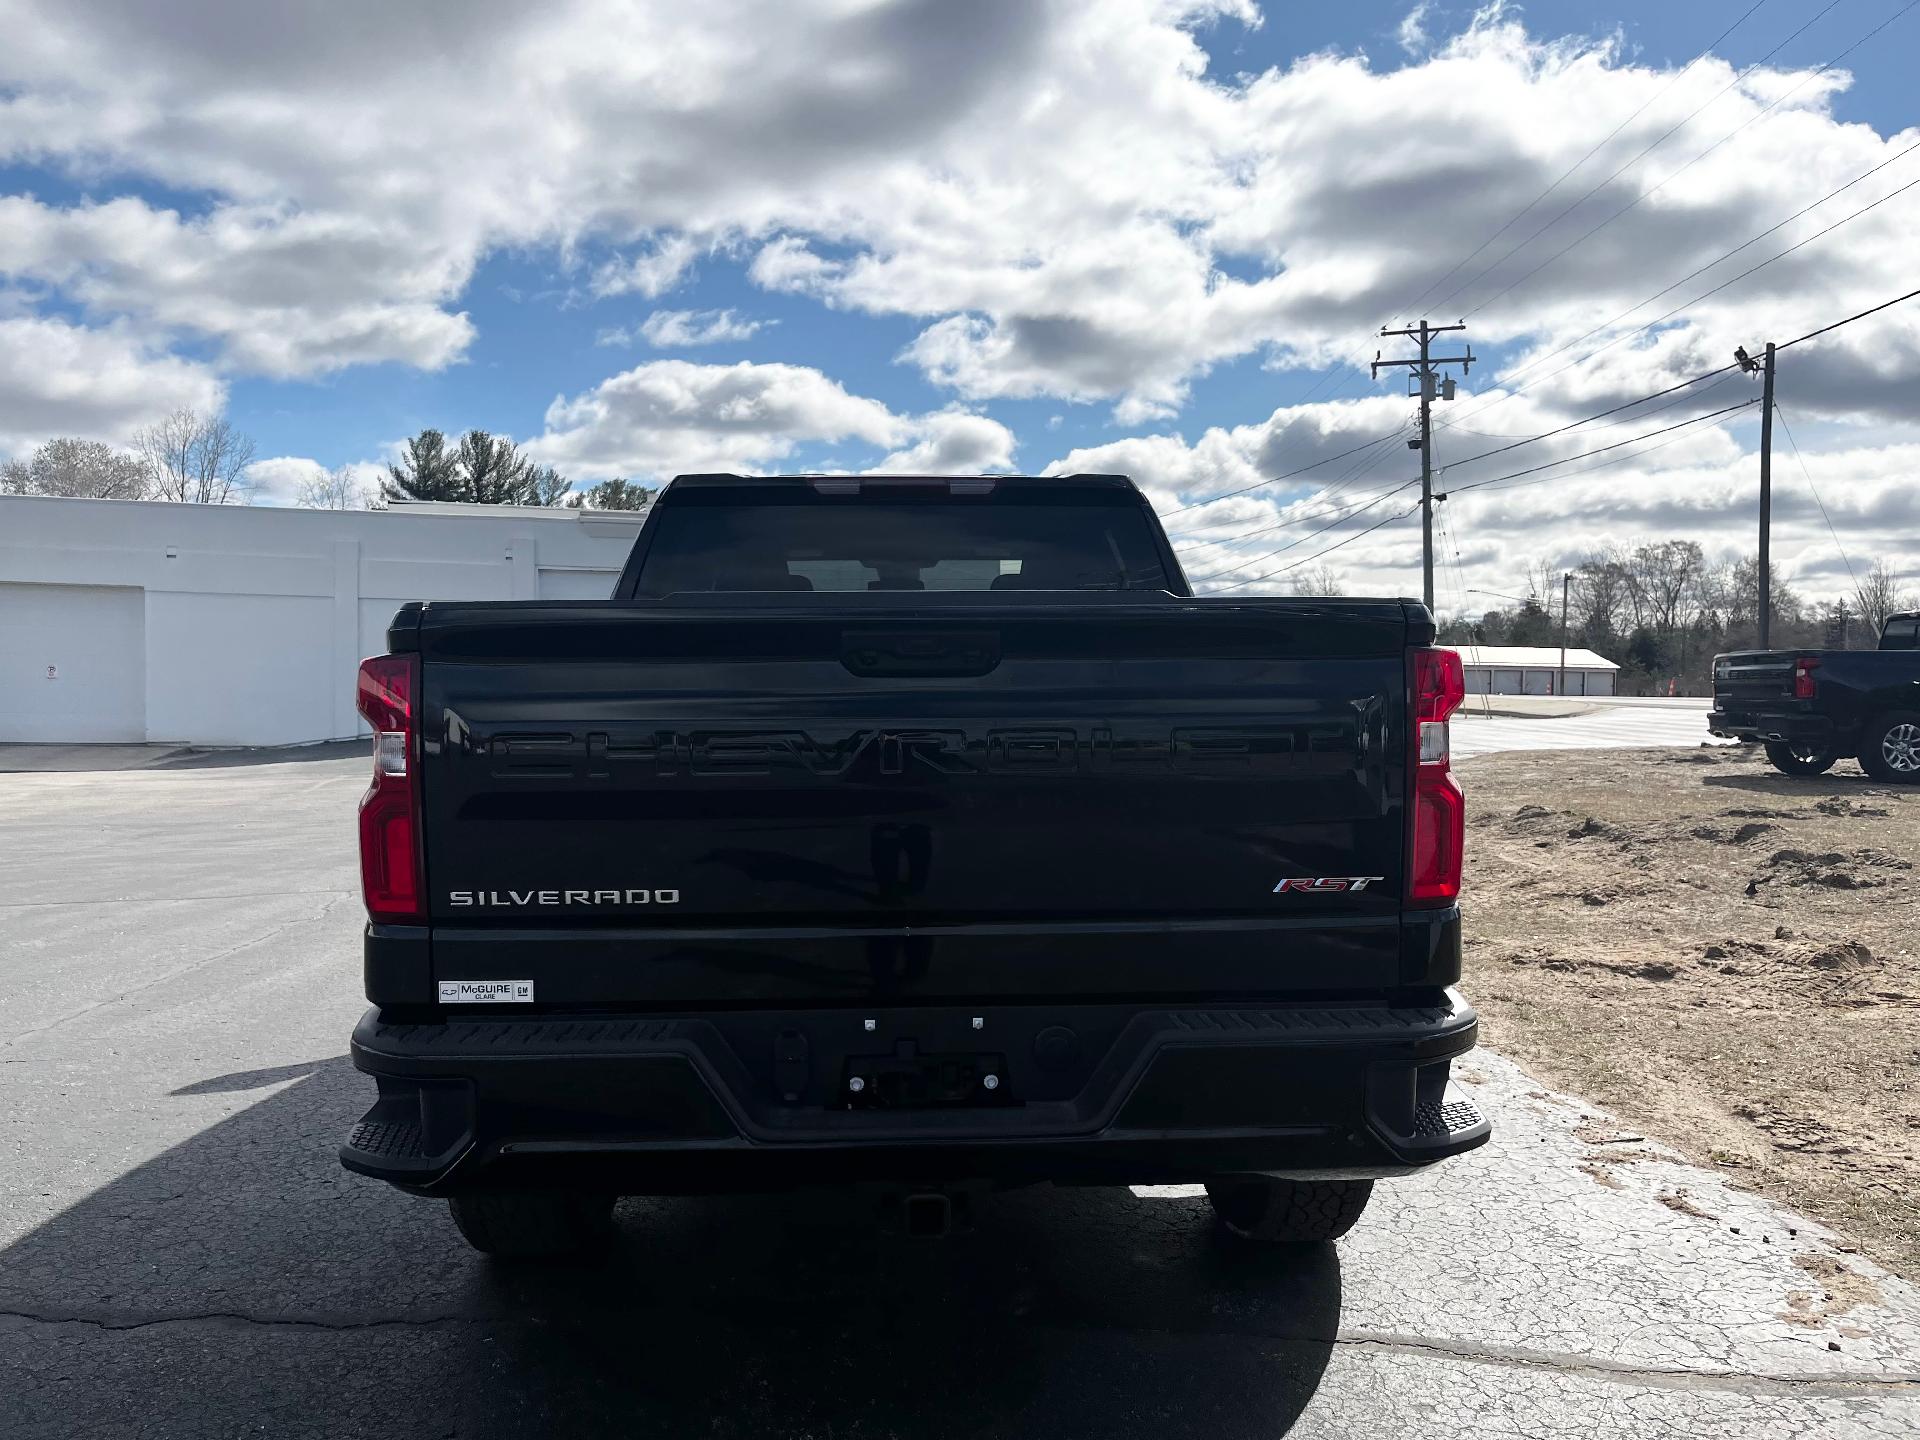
[1702,770,1891,794]
[2,1058,1342,1438]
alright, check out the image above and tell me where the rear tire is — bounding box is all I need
[1204,1177,1373,1244]
[1859,712,1920,784]
[447,1191,616,1258]
[1763,740,1837,777]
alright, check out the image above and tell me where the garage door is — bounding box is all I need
[0,583,146,742]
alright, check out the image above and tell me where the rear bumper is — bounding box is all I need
[1708,707,1836,744]
[341,991,1488,1193]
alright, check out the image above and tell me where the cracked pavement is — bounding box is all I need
[2,754,1917,1437]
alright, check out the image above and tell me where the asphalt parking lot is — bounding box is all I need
[4,752,1918,1438]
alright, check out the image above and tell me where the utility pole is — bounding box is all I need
[1374,321,1474,612]
[1736,341,1776,647]
[1558,571,1571,699]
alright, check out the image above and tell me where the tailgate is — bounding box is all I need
[411,598,1416,1005]
[1714,650,1795,705]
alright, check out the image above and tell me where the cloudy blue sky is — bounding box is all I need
[2,0,1916,610]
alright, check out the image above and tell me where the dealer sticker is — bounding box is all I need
[438,980,534,1004]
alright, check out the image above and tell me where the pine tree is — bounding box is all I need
[566,478,654,511]
[382,429,461,503]
[382,428,570,506]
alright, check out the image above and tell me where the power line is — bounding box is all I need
[1437,398,1761,499]
[1447,396,1763,502]
[1168,468,1414,554]
[1436,369,1742,475]
[1467,132,1920,403]
[1184,352,1764,558]
[1191,285,1920,596]
[1777,282,1920,350]
[1158,423,1409,517]
[1372,321,1476,609]
[1427,0,1847,318]
[1396,0,1775,320]
[1461,0,1920,321]
[1438,190,1920,435]
[1184,478,1420,583]
[1169,411,1412,543]
[1204,501,1424,594]
[1774,401,1861,600]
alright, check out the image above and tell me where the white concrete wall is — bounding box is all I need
[0,496,644,746]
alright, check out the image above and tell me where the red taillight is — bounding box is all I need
[1409,647,1465,906]
[356,654,422,922]
[1793,656,1819,700]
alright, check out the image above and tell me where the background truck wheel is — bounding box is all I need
[1762,740,1838,777]
[1203,1177,1373,1244]
[1859,712,1920,784]
[447,1192,617,1258]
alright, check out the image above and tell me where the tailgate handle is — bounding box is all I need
[841,629,1001,678]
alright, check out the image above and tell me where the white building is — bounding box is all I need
[1454,644,1619,697]
[0,496,645,747]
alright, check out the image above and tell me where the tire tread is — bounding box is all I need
[1204,1177,1373,1244]
[447,1192,615,1258]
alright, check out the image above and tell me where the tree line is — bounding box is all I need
[1437,539,1919,694]
[2,412,651,511]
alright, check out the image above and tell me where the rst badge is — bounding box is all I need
[1274,876,1384,894]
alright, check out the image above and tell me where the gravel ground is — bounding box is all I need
[1459,742,1920,1279]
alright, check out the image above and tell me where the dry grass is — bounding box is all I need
[1458,742,1920,1278]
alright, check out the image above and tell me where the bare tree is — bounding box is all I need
[135,409,257,504]
[0,437,152,499]
[1853,559,1917,634]
[296,464,370,510]
[1287,564,1346,597]
[1523,559,1563,607]
[1571,548,1631,643]
[1623,539,1705,638]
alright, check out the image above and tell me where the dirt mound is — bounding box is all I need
[1815,798,1891,819]
[1756,847,1912,890]
[1690,821,1779,845]
[1567,815,1630,840]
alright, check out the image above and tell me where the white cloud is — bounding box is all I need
[1044,389,1920,607]
[871,410,1017,473]
[3,1,1916,424]
[636,309,769,347]
[0,197,473,378]
[0,315,223,459]
[597,310,770,347]
[748,236,844,297]
[0,0,1915,576]
[527,358,908,480]
[526,358,1016,482]
[1397,2,1434,56]
[590,236,701,299]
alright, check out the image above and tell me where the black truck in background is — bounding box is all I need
[340,473,1487,1257]
[1710,612,1920,780]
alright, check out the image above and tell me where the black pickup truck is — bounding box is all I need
[341,473,1486,1257]
[1710,612,1920,779]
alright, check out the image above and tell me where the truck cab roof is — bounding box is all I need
[662,472,1139,490]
